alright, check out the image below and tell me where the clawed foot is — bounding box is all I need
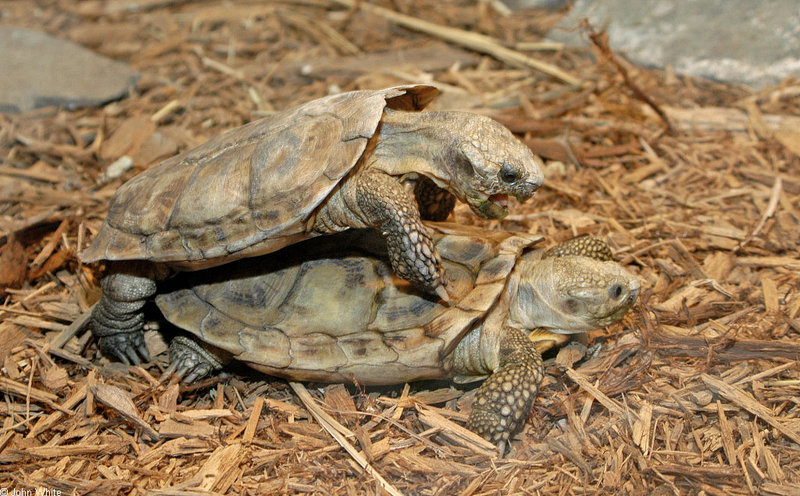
[385,218,451,302]
[164,336,225,383]
[352,170,452,302]
[97,331,151,365]
[465,328,543,452]
[91,266,157,365]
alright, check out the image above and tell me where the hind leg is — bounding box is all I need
[167,335,230,383]
[91,263,158,365]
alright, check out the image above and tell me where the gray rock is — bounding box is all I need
[548,0,800,88]
[502,0,570,10]
[0,25,139,114]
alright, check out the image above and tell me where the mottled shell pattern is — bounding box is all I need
[155,223,543,384]
[81,85,439,269]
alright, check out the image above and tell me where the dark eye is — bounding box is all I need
[609,283,624,300]
[499,163,519,184]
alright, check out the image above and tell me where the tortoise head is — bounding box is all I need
[510,255,640,333]
[446,113,545,219]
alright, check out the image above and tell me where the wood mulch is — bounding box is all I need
[1,1,798,494]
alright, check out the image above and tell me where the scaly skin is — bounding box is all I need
[161,234,639,450]
[313,110,544,299]
[542,235,613,261]
[91,264,157,364]
[466,327,543,448]
[167,336,228,383]
[356,173,444,294]
[313,169,446,296]
[414,176,456,221]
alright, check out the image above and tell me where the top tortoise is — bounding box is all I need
[81,85,545,364]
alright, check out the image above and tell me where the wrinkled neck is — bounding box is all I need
[508,257,545,330]
[452,277,516,377]
[369,111,456,184]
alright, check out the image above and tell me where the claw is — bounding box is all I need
[173,358,191,380]
[496,440,508,456]
[184,366,204,384]
[159,361,180,384]
[435,284,451,304]
[167,336,225,383]
[97,330,150,366]
[124,345,142,366]
[113,348,131,366]
[137,342,151,363]
[173,367,189,382]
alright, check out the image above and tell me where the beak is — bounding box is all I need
[514,180,542,202]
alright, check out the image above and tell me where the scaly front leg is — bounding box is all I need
[315,170,449,300]
[542,235,613,261]
[466,327,544,451]
[359,171,449,299]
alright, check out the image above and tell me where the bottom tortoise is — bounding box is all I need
[152,222,640,447]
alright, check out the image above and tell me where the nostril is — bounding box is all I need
[609,283,624,300]
[515,181,540,202]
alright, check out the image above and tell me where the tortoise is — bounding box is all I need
[152,222,640,446]
[80,85,545,365]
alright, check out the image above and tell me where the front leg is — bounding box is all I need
[543,235,612,261]
[466,327,544,450]
[314,170,448,300]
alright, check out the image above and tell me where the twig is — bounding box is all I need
[736,176,782,252]
[515,41,565,51]
[585,25,672,131]
[328,0,580,86]
[0,166,62,183]
[565,368,639,423]
[701,374,800,445]
[289,382,405,496]
[49,303,94,350]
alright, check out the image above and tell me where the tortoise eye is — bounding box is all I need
[499,163,519,184]
[609,283,624,300]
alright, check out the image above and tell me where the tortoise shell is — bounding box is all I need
[81,85,439,269]
[154,223,543,384]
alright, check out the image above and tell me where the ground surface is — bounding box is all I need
[0,1,799,495]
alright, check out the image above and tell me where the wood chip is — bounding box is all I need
[701,374,800,445]
[242,396,264,443]
[92,383,160,441]
[2,1,799,492]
